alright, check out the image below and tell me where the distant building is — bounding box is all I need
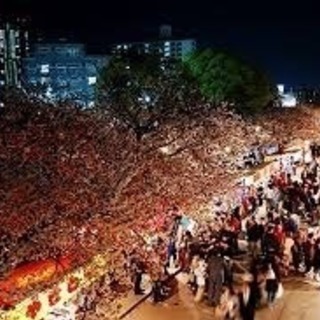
[0,16,29,88]
[111,25,197,60]
[295,86,320,104]
[22,41,109,106]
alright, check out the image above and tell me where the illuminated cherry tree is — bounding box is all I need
[1,94,319,311]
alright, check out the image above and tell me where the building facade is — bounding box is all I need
[112,25,197,60]
[22,41,109,105]
[0,16,29,88]
[295,86,320,104]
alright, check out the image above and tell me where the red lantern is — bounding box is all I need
[67,276,80,293]
[26,300,41,319]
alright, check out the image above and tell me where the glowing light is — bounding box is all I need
[277,84,284,94]
[88,76,96,85]
[160,146,170,154]
[281,93,297,107]
[224,146,231,154]
[41,64,50,74]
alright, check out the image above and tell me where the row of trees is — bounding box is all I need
[96,49,277,139]
[1,81,320,307]
[1,48,318,305]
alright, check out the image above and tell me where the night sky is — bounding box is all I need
[4,0,320,86]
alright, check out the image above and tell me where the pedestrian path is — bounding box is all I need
[117,267,181,319]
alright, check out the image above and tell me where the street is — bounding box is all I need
[128,277,320,320]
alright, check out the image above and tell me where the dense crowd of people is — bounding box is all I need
[157,146,320,320]
[71,144,320,320]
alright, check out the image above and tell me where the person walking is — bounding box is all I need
[238,274,256,320]
[133,260,144,295]
[194,258,207,302]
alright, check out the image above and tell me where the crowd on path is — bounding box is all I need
[177,145,320,319]
[71,143,320,320]
[110,143,320,320]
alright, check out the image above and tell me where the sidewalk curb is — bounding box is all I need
[118,268,182,319]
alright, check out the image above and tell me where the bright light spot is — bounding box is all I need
[281,93,297,107]
[40,77,48,85]
[41,64,50,74]
[277,84,284,94]
[88,76,97,85]
[45,86,53,98]
[145,95,151,103]
[224,146,231,154]
[160,146,170,154]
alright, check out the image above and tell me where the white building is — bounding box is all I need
[112,25,197,60]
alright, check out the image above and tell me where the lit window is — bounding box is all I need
[165,41,170,46]
[40,77,48,85]
[145,43,149,48]
[164,52,170,57]
[88,76,97,85]
[41,64,50,74]
[164,46,170,52]
[117,45,121,49]
[123,45,128,50]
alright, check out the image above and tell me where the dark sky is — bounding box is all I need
[4,0,320,86]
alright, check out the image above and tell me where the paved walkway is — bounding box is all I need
[128,277,320,320]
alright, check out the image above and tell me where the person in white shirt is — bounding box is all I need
[194,259,207,302]
[265,185,275,211]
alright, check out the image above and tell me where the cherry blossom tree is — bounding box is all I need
[1,91,319,308]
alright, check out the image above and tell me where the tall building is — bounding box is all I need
[112,25,197,60]
[295,86,320,104]
[22,40,109,106]
[0,16,29,88]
